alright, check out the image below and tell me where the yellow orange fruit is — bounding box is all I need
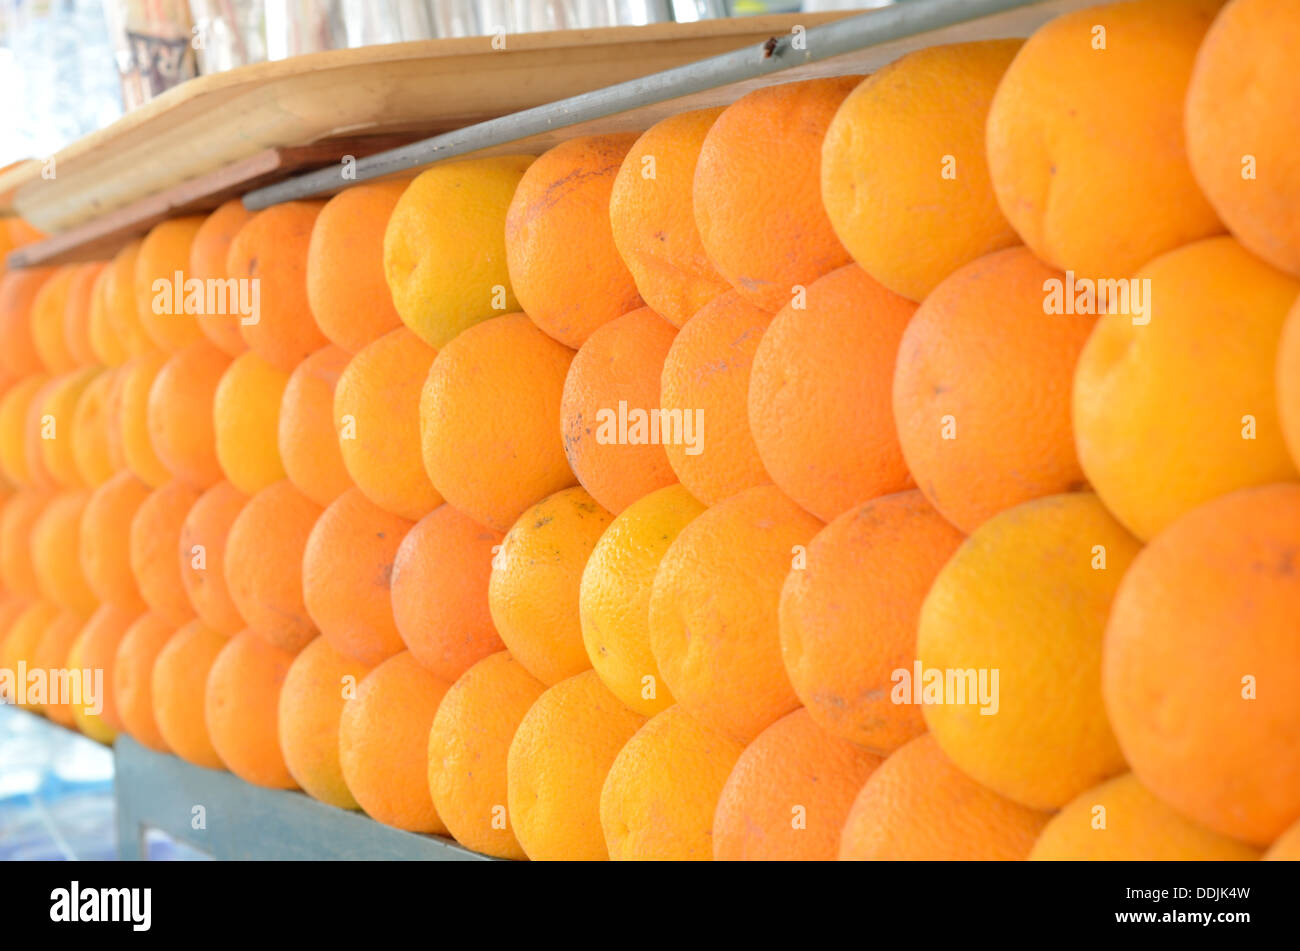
[62,263,103,367]
[278,344,351,507]
[338,651,451,831]
[134,216,207,352]
[70,604,136,736]
[489,486,613,685]
[390,503,504,681]
[31,489,97,618]
[986,0,1225,279]
[657,291,772,505]
[749,264,916,522]
[204,629,296,787]
[386,157,532,349]
[600,706,745,861]
[822,40,1021,301]
[278,635,372,809]
[0,596,30,655]
[579,483,704,716]
[21,375,60,488]
[1266,819,1300,861]
[650,484,822,744]
[840,734,1051,860]
[1030,773,1261,861]
[87,264,127,367]
[0,374,49,485]
[0,267,55,376]
[223,480,322,653]
[151,619,227,768]
[506,670,647,861]
[780,490,965,754]
[1074,236,1300,541]
[505,136,642,347]
[32,610,84,725]
[65,621,114,743]
[303,487,410,666]
[129,480,200,627]
[1282,299,1300,469]
[1185,0,1300,276]
[177,481,248,636]
[36,366,100,487]
[227,201,328,371]
[108,351,172,489]
[0,601,58,709]
[146,340,229,488]
[694,77,858,313]
[918,493,1138,810]
[309,181,406,353]
[212,350,289,495]
[420,313,576,531]
[29,266,77,373]
[113,613,175,752]
[334,328,441,520]
[560,306,678,513]
[80,469,150,613]
[190,199,254,357]
[608,108,730,327]
[894,247,1095,534]
[1103,483,1300,846]
[104,239,153,359]
[427,650,547,859]
[714,709,884,861]
[71,367,118,486]
[1,488,53,598]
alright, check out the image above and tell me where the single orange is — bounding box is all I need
[560,306,678,514]
[129,480,200,628]
[204,629,297,787]
[226,201,328,372]
[302,487,411,667]
[505,134,643,348]
[338,651,451,832]
[177,480,249,637]
[713,709,884,861]
[390,503,504,682]
[749,263,917,523]
[223,480,322,653]
[694,77,859,313]
[658,291,772,505]
[278,344,352,507]
[419,313,576,531]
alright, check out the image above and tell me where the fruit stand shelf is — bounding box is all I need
[114,735,491,861]
[4,0,1095,270]
[244,0,1092,211]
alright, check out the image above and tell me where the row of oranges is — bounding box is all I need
[2,0,1299,860]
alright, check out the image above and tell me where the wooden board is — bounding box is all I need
[6,136,421,267]
[0,12,856,234]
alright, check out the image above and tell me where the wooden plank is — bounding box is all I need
[6,136,421,268]
[1,12,856,234]
[114,735,492,861]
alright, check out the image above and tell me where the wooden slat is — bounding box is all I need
[5,135,422,267]
[0,13,856,234]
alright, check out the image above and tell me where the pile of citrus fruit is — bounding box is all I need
[1,0,1297,861]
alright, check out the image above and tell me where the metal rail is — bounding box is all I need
[243,0,1077,209]
[115,735,491,861]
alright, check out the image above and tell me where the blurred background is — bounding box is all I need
[0,0,893,167]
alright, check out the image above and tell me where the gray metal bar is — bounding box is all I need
[243,0,1057,209]
[114,735,493,860]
